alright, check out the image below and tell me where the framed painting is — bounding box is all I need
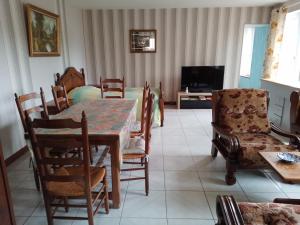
[130,29,156,53]
[25,4,61,56]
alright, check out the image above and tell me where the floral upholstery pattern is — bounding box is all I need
[234,133,297,168]
[217,89,270,134]
[238,202,300,225]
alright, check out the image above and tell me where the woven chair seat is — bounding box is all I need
[123,137,145,154]
[47,166,105,197]
[123,135,146,160]
[123,153,146,160]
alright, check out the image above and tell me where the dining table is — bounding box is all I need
[39,99,137,208]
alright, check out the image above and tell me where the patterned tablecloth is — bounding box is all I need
[37,99,137,152]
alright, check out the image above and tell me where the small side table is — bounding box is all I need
[259,151,300,183]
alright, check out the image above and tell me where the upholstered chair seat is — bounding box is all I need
[234,133,297,168]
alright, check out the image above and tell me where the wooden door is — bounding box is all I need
[0,142,16,225]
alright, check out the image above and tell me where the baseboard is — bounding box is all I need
[165,101,176,105]
[5,146,28,166]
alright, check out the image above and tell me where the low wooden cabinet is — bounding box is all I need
[177,91,212,109]
[0,142,16,225]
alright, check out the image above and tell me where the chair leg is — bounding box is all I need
[145,159,149,196]
[211,146,218,158]
[159,99,164,127]
[44,195,54,225]
[211,131,218,158]
[87,195,94,225]
[32,163,40,191]
[63,197,69,212]
[104,172,109,214]
[215,216,226,225]
[225,157,237,185]
[89,147,93,164]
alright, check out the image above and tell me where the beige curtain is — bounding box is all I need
[263,6,287,79]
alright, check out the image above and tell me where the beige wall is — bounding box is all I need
[83,7,271,101]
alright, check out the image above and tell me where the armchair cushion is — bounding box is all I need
[235,133,297,168]
[217,89,270,133]
[238,202,300,225]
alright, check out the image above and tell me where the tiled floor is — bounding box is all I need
[7,108,300,225]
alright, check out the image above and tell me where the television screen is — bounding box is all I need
[181,66,224,92]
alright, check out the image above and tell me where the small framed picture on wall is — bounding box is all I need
[130,29,156,53]
[25,4,61,56]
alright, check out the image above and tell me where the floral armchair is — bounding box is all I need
[216,195,300,225]
[211,89,300,185]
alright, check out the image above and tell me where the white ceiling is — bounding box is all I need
[68,0,288,9]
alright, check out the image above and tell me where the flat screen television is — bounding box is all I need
[181,66,224,92]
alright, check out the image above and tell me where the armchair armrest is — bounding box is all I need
[212,123,240,153]
[274,198,300,205]
[271,122,300,147]
[216,195,244,225]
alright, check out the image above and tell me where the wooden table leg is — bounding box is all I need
[110,140,121,208]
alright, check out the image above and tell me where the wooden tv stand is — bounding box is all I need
[177,91,212,109]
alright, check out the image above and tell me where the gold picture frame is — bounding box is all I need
[25,4,61,56]
[130,29,156,53]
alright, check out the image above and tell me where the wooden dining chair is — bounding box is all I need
[51,84,70,113]
[14,87,49,191]
[121,93,154,196]
[26,111,109,225]
[100,76,125,98]
[131,82,150,137]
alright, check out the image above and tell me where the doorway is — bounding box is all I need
[239,24,269,88]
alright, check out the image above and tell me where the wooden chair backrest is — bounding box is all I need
[290,91,300,133]
[15,88,49,134]
[140,83,151,134]
[100,76,125,98]
[51,84,70,112]
[26,111,92,194]
[145,93,154,155]
[55,67,86,93]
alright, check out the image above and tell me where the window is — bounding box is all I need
[240,26,255,77]
[277,10,300,85]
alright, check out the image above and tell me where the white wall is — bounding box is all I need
[0,0,85,158]
[82,7,271,101]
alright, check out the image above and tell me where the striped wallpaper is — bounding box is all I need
[82,7,271,101]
